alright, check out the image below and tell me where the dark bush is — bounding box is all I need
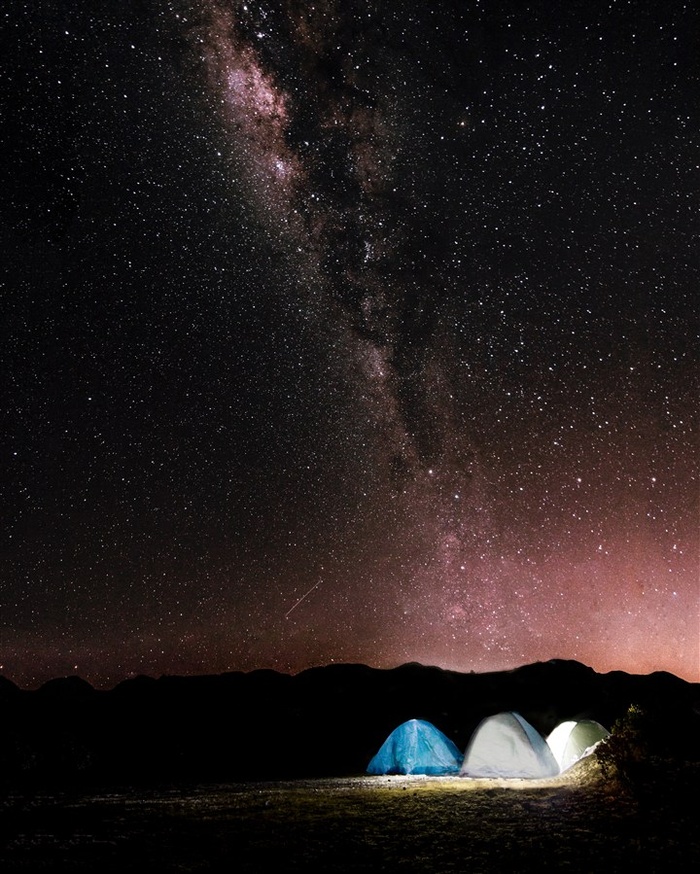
[597,704,654,786]
[596,702,699,808]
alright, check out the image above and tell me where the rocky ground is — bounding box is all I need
[0,759,697,872]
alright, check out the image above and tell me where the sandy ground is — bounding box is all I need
[1,762,698,872]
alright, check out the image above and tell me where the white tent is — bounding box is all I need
[460,711,559,779]
[546,719,610,772]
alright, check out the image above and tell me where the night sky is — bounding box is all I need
[2,0,698,689]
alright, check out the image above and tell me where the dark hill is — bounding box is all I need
[0,660,697,787]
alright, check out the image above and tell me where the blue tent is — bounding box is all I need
[367,718,462,775]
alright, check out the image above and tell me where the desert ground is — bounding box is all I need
[1,760,697,872]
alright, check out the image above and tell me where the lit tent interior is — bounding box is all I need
[546,720,611,772]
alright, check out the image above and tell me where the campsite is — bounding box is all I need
[1,660,699,870]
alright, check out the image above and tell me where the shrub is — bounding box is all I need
[597,704,651,786]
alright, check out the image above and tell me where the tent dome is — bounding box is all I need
[546,719,610,772]
[460,711,559,779]
[366,718,462,776]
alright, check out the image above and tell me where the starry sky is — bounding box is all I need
[2,0,698,689]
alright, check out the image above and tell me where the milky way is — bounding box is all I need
[1,1,698,687]
[196,0,464,489]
